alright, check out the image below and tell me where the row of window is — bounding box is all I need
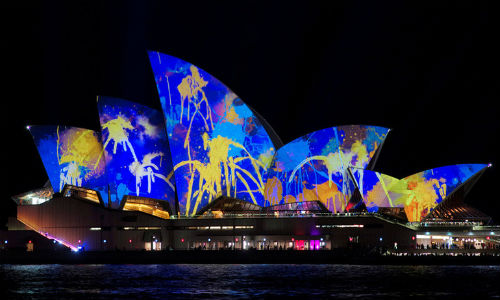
[315,224,364,228]
[89,226,161,231]
[185,226,254,230]
[315,223,384,229]
[88,226,254,231]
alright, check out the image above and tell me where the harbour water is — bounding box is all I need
[1,264,500,299]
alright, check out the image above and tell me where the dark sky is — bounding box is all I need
[2,1,499,222]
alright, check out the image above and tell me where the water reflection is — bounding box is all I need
[1,264,500,299]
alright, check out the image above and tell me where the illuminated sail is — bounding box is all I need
[148,51,277,216]
[28,125,109,205]
[264,125,389,212]
[97,96,176,210]
[351,164,489,222]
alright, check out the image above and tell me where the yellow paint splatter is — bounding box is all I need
[57,127,105,191]
[402,174,442,222]
[99,115,137,162]
[264,176,282,206]
[175,133,267,216]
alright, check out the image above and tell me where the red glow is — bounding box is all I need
[412,236,416,240]
[486,236,490,240]
[28,240,32,244]
[129,239,132,243]
[181,238,185,243]
[291,238,295,242]
[235,238,239,242]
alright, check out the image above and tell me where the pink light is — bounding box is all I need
[25,224,78,251]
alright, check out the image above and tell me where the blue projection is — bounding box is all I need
[97,96,176,209]
[350,164,488,221]
[148,51,276,216]
[264,125,389,213]
[29,125,109,205]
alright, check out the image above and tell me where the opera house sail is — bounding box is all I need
[350,164,489,222]
[264,125,389,213]
[148,51,278,216]
[28,125,109,205]
[97,96,176,209]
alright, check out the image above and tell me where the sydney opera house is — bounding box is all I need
[4,51,499,254]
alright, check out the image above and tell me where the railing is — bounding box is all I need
[169,212,413,228]
[389,248,500,255]
[473,225,500,230]
[169,212,376,219]
[411,221,484,227]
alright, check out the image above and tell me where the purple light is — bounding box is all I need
[310,228,320,236]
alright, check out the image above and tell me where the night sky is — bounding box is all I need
[2,1,499,223]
